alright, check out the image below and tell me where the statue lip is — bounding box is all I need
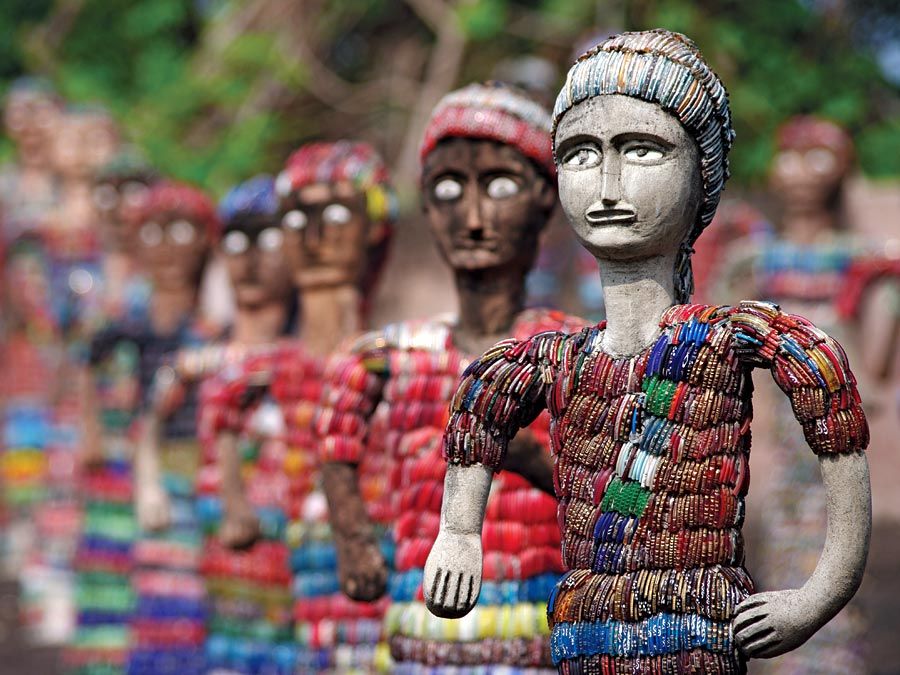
[585,205,636,225]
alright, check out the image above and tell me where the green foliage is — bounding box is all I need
[0,0,896,191]
[631,0,899,183]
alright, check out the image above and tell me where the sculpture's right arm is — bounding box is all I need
[425,333,561,618]
[317,347,386,602]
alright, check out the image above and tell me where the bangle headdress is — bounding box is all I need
[219,174,279,225]
[420,81,556,179]
[133,180,221,243]
[552,29,735,303]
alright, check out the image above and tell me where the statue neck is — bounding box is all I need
[150,286,198,336]
[781,207,838,245]
[231,301,289,346]
[298,284,362,358]
[452,266,526,356]
[597,253,678,358]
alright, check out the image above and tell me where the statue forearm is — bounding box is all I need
[321,461,388,601]
[439,463,493,535]
[321,461,378,543]
[734,450,871,658]
[803,451,871,620]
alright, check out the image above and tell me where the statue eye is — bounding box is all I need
[169,219,197,245]
[323,203,352,226]
[222,230,250,256]
[486,176,520,200]
[92,183,118,211]
[282,209,307,230]
[139,221,163,246]
[433,178,463,201]
[562,146,601,168]
[623,145,664,161]
[806,148,837,174]
[257,227,284,251]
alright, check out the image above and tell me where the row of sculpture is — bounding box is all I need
[1,28,897,675]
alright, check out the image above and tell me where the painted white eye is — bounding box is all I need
[169,219,196,245]
[257,227,283,252]
[486,176,520,200]
[282,209,307,230]
[806,148,837,174]
[433,178,463,201]
[92,184,118,211]
[275,172,293,198]
[623,145,664,161]
[139,221,163,246]
[563,146,601,168]
[323,203,352,226]
[222,230,250,256]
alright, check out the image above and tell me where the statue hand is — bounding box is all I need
[136,481,171,532]
[219,497,261,550]
[423,529,482,619]
[335,535,388,602]
[733,590,819,659]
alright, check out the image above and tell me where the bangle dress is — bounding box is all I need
[211,341,392,673]
[316,309,587,673]
[443,302,868,674]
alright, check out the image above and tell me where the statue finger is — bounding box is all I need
[740,627,777,655]
[732,605,768,633]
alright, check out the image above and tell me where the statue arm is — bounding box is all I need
[729,301,871,658]
[317,348,387,601]
[425,332,562,618]
[733,452,870,657]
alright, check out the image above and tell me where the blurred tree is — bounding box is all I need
[0,0,896,193]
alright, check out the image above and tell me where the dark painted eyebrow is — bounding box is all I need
[612,131,676,149]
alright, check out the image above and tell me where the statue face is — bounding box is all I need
[135,212,209,292]
[279,181,372,290]
[3,92,60,165]
[93,179,152,251]
[770,144,847,213]
[555,94,701,262]
[220,218,292,310]
[53,114,119,180]
[421,138,554,273]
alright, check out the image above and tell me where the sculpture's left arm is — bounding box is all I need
[728,301,871,658]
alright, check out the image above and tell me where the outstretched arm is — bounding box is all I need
[424,463,493,618]
[216,430,260,549]
[424,331,569,618]
[317,349,387,601]
[734,451,870,657]
[134,408,171,532]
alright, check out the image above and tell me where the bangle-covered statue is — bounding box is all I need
[88,180,222,675]
[425,30,871,674]
[155,175,295,675]
[317,82,585,672]
[203,141,396,672]
[65,153,158,674]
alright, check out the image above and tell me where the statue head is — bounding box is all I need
[53,106,121,181]
[419,82,557,277]
[131,181,219,293]
[275,141,396,298]
[3,78,62,168]
[219,175,293,312]
[770,115,853,216]
[92,148,158,252]
[552,29,734,303]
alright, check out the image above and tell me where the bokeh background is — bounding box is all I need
[1,1,899,673]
